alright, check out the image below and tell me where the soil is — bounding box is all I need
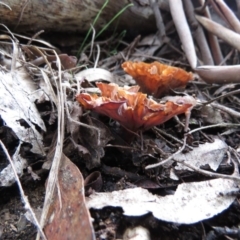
[1,173,240,240]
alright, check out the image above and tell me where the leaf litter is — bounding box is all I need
[1,1,240,239]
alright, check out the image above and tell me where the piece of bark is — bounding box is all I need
[0,0,168,34]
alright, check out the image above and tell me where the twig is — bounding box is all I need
[209,0,229,25]
[125,35,141,59]
[153,127,193,150]
[149,0,167,44]
[173,157,240,183]
[187,123,240,135]
[0,141,46,240]
[230,147,240,167]
[211,102,240,119]
[219,48,234,65]
[146,135,240,182]
[147,143,169,157]
[202,88,240,105]
[195,0,209,13]
[153,128,176,148]
[27,30,45,45]
[145,135,188,169]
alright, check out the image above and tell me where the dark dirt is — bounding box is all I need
[1,173,240,239]
[0,180,45,240]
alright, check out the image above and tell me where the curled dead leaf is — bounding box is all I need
[122,61,193,98]
[76,82,193,132]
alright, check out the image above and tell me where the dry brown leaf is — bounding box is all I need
[23,46,77,70]
[44,154,95,240]
[76,82,193,132]
[122,61,193,98]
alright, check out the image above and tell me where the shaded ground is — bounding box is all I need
[1,173,240,239]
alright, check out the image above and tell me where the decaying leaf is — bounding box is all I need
[44,154,95,240]
[174,138,228,171]
[0,144,27,186]
[76,82,193,132]
[122,61,193,98]
[78,116,113,169]
[87,178,236,224]
[0,71,45,155]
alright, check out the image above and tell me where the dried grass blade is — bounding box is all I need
[37,53,65,239]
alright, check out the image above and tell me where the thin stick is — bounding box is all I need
[145,135,187,169]
[173,158,240,183]
[202,88,240,105]
[211,102,240,119]
[27,30,45,45]
[150,0,167,43]
[153,127,193,150]
[145,137,240,183]
[187,123,240,135]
